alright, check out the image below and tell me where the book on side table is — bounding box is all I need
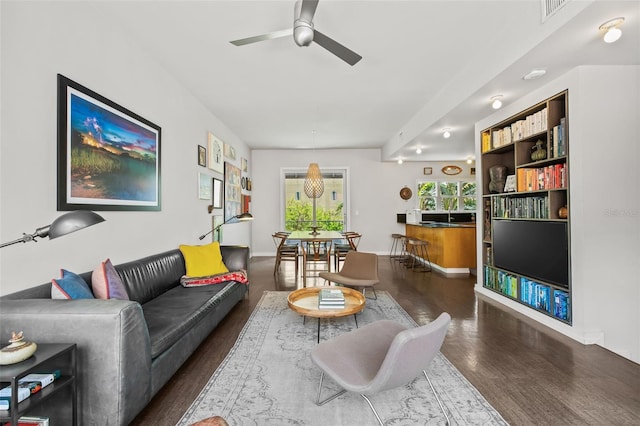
[318,288,345,309]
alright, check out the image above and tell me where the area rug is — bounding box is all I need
[177,291,509,425]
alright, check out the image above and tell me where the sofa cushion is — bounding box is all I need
[115,250,186,304]
[92,259,130,300]
[142,281,240,358]
[179,242,228,277]
[51,269,95,300]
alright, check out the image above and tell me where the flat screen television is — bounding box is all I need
[492,220,569,288]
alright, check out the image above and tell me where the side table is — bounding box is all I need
[0,343,77,426]
[287,287,366,343]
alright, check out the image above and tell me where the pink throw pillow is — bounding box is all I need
[92,259,130,300]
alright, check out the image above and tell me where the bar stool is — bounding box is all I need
[390,234,407,261]
[405,238,432,272]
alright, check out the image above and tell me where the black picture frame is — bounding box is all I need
[57,74,161,211]
[212,177,223,209]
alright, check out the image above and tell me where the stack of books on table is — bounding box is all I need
[318,288,345,309]
[0,370,60,411]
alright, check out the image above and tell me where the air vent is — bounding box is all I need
[541,0,569,22]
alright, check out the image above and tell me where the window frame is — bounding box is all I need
[280,167,351,231]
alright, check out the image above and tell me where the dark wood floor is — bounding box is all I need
[132,255,640,426]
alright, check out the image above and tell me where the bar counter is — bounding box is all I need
[405,222,476,274]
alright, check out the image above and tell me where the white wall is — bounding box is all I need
[0,2,251,295]
[475,65,640,363]
[250,148,474,256]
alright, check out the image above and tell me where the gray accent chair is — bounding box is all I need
[311,313,452,426]
[319,251,379,299]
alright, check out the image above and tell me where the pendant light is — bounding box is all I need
[304,162,324,235]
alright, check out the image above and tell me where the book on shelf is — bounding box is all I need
[18,370,60,391]
[520,278,550,312]
[2,415,49,426]
[553,289,570,321]
[0,383,32,410]
[516,164,566,192]
[0,370,61,410]
[481,132,491,152]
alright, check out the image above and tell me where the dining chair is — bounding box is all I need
[333,232,361,270]
[272,232,300,276]
[301,239,333,281]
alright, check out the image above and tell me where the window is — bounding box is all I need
[282,169,348,231]
[417,180,476,211]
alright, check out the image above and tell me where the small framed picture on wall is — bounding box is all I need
[212,177,223,209]
[198,145,206,167]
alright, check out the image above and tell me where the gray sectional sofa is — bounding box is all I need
[0,245,250,425]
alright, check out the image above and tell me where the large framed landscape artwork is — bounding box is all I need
[57,74,161,211]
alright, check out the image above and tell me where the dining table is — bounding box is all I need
[287,230,344,286]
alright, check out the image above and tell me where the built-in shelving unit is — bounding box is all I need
[480,90,571,324]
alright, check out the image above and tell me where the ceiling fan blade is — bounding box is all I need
[298,0,319,23]
[230,29,293,46]
[313,30,362,66]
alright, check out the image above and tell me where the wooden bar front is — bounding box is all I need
[405,224,476,270]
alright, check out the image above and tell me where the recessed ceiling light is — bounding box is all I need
[600,17,624,43]
[491,95,503,109]
[397,158,403,165]
[415,147,422,154]
[523,69,547,80]
[442,128,451,139]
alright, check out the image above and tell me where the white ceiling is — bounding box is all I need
[96,0,640,162]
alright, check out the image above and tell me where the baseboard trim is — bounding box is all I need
[474,285,604,346]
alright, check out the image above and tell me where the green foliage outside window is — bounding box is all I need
[418,182,436,210]
[417,180,476,211]
[284,199,344,231]
[462,181,477,210]
[439,182,458,211]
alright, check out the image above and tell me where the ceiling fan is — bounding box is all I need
[229,0,362,66]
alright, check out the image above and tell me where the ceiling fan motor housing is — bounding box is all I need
[293,19,314,46]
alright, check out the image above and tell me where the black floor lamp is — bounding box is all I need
[0,211,106,249]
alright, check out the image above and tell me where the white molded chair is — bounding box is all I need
[311,313,452,426]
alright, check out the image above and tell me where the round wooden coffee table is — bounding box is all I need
[287,286,366,343]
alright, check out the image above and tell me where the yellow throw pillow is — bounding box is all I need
[179,242,229,277]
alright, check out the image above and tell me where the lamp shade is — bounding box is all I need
[304,163,324,199]
[0,210,106,249]
[235,212,254,221]
[48,211,106,239]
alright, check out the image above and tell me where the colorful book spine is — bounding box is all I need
[553,289,570,321]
